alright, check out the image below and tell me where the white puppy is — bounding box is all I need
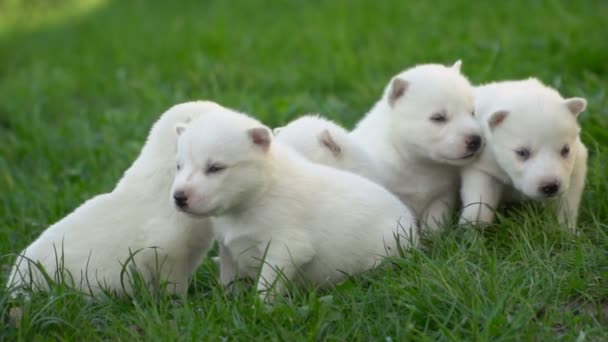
[459,78,588,231]
[351,62,482,231]
[273,115,379,180]
[8,101,218,296]
[170,107,417,301]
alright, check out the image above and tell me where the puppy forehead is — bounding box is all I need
[287,116,330,129]
[178,124,248,161]
[405,73,474,110]
[497,118,577,149]
[283,116,345,135]
[277,121,320,139]
[278,117,349,142]
[502,101,578,140]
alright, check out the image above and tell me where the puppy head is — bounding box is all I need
[385,61,483,166]
[484,82,585,199]
[170,110,272,217]
[274,115,377,178]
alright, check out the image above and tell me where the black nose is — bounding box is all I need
[466,135,482,152]
[539,181,560,197]
[173,191,188,208]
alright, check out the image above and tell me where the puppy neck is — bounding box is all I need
[351,99,393,148]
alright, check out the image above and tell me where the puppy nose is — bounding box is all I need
[173,191,188,208]
[539,181,560,197]
[466,135,482,152]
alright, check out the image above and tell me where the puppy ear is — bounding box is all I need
[450,60,462,72]
[247,127,272,152]
[488,110,509,130]
[388,78,409,107]
[564,97,587,117]
[318,129,341,157]
[175,123,187,136]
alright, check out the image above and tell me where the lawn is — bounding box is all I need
[1,0,607,340]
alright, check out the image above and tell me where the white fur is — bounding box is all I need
[274,115,379,180]
[459,78,588,231]
[8,101,219,296]
[351,62,482,231]
[170,107,417,301]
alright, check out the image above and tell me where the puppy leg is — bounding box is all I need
[219,242,239,287]
[421,191,456,232]
[459,168,503,225]
[557,146,587,232]
[257,256,297,303]
[169,232,214,295]
[150,257,189,296]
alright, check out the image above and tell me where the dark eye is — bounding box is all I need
[430,113,447,123]
[206,163,226,174]
[471,110,475,117]
[561,144,570,158]
[515,148,531,161]
[176,163,181,171]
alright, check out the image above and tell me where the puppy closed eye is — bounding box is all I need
[430,112,447,123]
[206,163,227,175]
[515,148,531,161]
[561,144,570,158]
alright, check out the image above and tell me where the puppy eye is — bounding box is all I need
[471,110,475,117]
[515,148,531,161]
[176,163,182,171]
[561,144,570,158]
[430,113,447,123]
[206,163,227,175]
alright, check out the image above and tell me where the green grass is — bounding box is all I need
[1,0,607,340]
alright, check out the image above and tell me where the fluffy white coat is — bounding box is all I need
[170,107,417,301]
[351,62,483,231]
[8,101,218,296]
[274,115,379,180]
[459,78,588,231]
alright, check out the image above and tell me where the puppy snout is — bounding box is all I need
[539,180,561,197]
[173,190,189,208]
[465,134,482,153]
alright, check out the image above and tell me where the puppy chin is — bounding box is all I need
[516,188,553,201]
[528,190,567,201]
[175,205,216,218]
[515,182,568,201]
[436,151,479,166]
